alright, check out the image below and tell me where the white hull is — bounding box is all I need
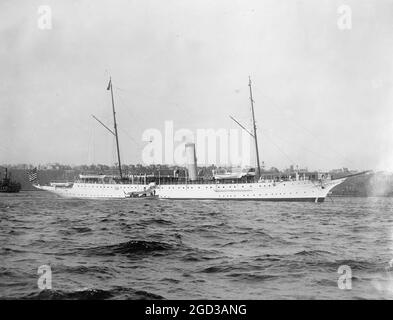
[35,178,345,202]
[156,179,345,202]
[35,182,148,198]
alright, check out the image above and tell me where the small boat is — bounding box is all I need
[125,182,157,198]
[0,168,21,193]
[50,182,74,187]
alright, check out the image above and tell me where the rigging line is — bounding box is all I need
[115,90,149,125]
[264,95,349,165]
[113,85,148,95]
[109,92,148,161]
[257,128,296,165]
[113,86,128,92]
[91,115,115,136]
[112,94,142,134]
[115,85,197,124]
[118,126,144,149]
[229,116,254,137]
[257,93,349,164]
[114,85,168,104]
[114,85,161,108]
[259,122,339,163]
[115,95,151,148]
[0,144,14,153]
[116,90,197,145]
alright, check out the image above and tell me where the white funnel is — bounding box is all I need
[185,143,197,181]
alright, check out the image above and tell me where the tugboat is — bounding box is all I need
[0,168,21,193]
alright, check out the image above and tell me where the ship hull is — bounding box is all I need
[162,197,326,202]
[0,187,21,193]
[156,178,345,202]
[35,178,345,202]
[34,182,149,198]
[0,184,21,193]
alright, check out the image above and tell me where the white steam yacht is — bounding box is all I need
[35,77,354,201]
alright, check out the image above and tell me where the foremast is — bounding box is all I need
[248,77,261,181]
[107,78,123,179]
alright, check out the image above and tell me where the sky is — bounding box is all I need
[1,0,393,171]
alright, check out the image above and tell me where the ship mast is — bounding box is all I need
[248,76,261,180]
[108,77,123,179]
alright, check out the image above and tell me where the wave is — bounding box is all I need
[54,264,114,275]
[58,226,92,236]
[145,218,174,225]
[19,287,164,300]
[254,255,283,263]
[201,265,241,273]
[72,227,92,233]
[294,249,333,256]
[326,259,384,271]
[161,278,181,284]
[180,246,221,262]
[227,272,279,282]
[86,240,173,256]
[0,266,16,277]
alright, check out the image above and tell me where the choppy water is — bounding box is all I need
[1,191,393,299]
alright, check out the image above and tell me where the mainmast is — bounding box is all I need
[248,76,261,180]
[107,77,123,179]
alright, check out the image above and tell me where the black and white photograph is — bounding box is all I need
[1,0,393,306]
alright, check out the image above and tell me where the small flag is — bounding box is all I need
[28,167,38,182]
[106,78,112,91]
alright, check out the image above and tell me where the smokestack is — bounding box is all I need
[185,143,197,181]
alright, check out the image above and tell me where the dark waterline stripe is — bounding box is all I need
[159,197,325,202]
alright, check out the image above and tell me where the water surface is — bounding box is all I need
[1,192,393,299]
